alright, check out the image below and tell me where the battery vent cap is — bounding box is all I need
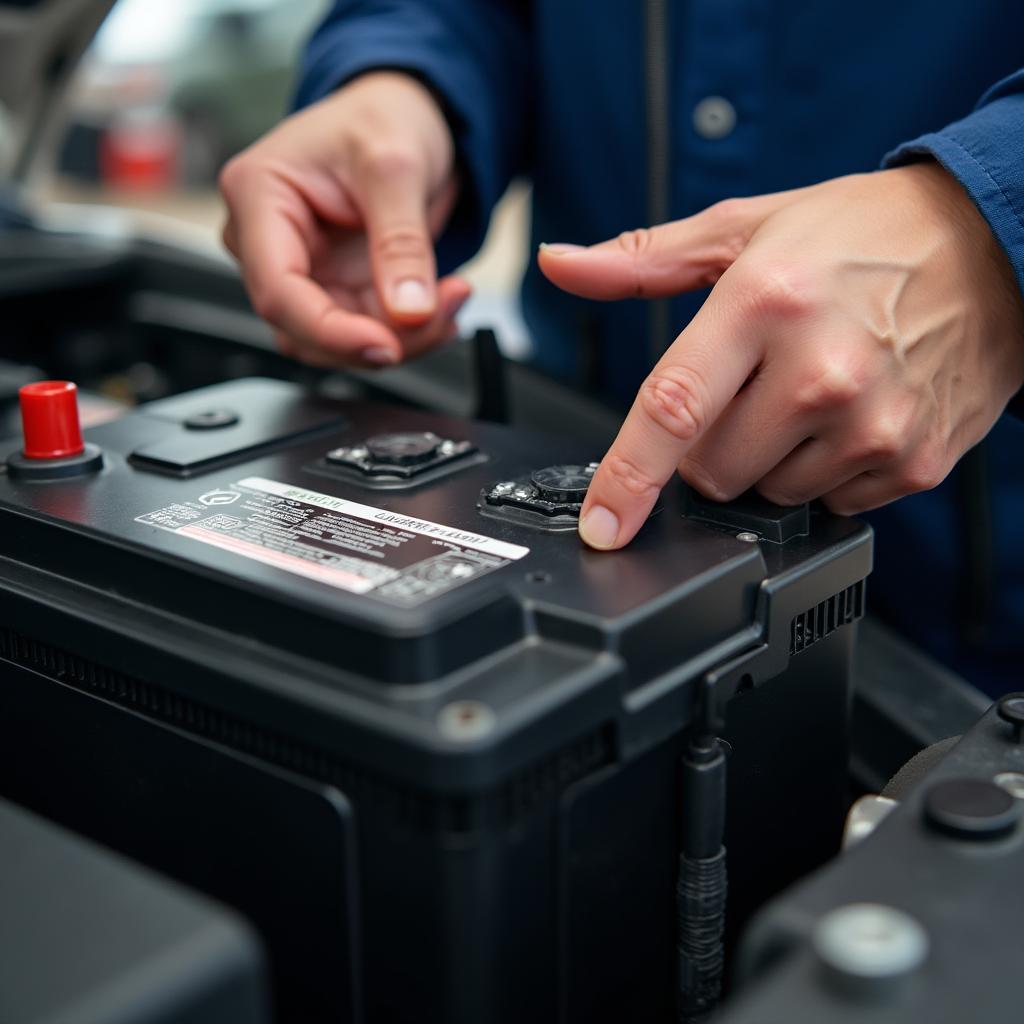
[7,380,103,480]
[19,380,85,459]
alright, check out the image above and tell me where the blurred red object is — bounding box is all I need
[99,108,180,192]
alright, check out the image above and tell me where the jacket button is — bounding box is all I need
[693,96,736,139]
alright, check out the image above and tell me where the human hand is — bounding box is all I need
[220,71,471,368]
[539,164,1024,549]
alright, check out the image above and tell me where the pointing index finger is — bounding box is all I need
[579,292,763,549]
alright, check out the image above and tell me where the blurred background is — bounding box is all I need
[31,0,531,355]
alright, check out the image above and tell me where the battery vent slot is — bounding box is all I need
[790,580,864,655]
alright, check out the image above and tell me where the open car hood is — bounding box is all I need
[0,0,115,183]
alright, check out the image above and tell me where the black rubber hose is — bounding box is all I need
[677,737,728,1024]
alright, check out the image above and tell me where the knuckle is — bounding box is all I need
[704,198,750,242]
[353,139,423,179]
[601,454,663,501]
[821,492,858,517]
[739,261,820,321]
[756,481,807,507]
[217,154,252,197]
[792,357,864,414]
[373,224,431,263]
[639,365,711,442]
[702,199,752,265]
[897,450,948,494]
[615,229,654,297]
[853,419,906,463]
[680,456,730,502]
[615,227,654,257]
[251,288,284,325]
[706,197,746,223]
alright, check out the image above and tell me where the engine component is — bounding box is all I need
[725,698,1024,1024]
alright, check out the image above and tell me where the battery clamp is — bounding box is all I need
[0,375,870,1024]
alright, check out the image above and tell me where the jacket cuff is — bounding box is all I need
[883,92,1024,300]
[884,86,1024,419]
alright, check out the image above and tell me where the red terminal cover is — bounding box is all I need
[19,381,86,460]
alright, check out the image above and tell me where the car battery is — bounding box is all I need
[0,377,871,1024]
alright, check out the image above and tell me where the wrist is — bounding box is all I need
[900,160,1023,312]
[333,69,454,178]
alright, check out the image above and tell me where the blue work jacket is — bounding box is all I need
[297,1,1024,694]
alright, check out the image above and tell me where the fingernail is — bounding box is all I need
[390,278,432,313]
[579,505,619,549]
[540,242,586,255]
[360,346,398,366]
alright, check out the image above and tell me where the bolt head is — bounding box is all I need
[997,692,1024,741]
[437,700,496,741]
[736,531,759,543]
[814,903,928,993]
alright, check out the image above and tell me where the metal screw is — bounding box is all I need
[438,439,457,455]
[437,700,496,742]
[349,446,369,460]
[736,531,759,543]
[994,771,1024,799]
[813,903,928,995]
[996,692,1024,743]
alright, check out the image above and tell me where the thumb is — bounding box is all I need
[359,162,439,325]
[537,191,801,301]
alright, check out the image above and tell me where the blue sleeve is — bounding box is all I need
[884,69,1024,300]
[293,1,532,272]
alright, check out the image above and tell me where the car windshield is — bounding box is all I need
[91,0,198,64]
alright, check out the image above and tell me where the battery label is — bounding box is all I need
[134,476,529,606]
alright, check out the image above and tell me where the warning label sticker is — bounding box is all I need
[134,476,529,606]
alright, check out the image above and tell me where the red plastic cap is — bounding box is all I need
[19,381,86,460]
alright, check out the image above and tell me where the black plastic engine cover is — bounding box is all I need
[723,698,1024,1024]
[0,378,871,1024]
[0,798,268,1024]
